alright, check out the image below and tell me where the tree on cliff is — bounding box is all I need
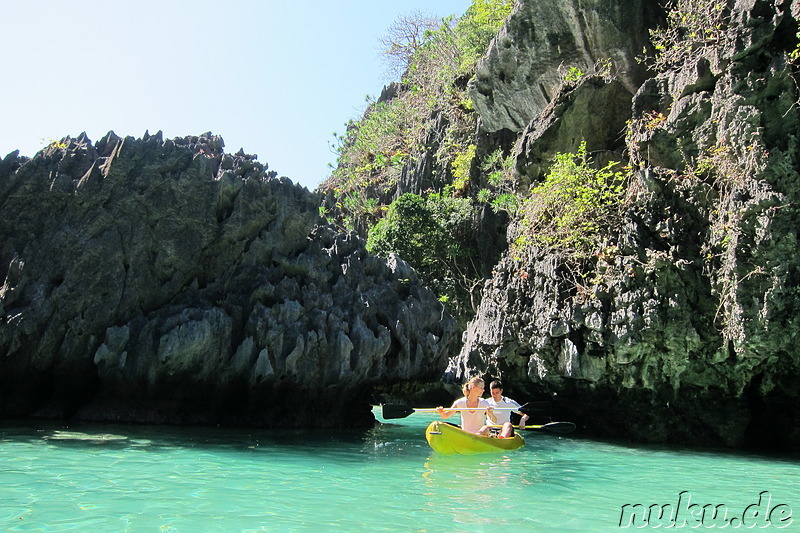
[378,10,441,78]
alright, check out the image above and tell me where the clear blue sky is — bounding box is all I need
[0,1,472,191]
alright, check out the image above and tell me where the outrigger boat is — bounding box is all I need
[425,420,525,455]
[380,403,576,455]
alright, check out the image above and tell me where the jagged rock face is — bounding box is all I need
[0,132,458,427]
[514,75,633,188]
[452,0,800,449]
[471,0,660,133]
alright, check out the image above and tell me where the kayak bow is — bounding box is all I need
[425,421,525,455]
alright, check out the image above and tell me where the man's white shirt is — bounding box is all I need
[485,396,521,425]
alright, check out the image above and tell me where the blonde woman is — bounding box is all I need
[436,376,496,435]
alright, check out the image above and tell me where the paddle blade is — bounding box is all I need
[537,421,576,434]
[381,404,415,419]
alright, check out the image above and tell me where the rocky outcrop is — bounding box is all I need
[514,74,633,189]
[449,0,800,449]
[0,132,458,427]
[471,0,661,133]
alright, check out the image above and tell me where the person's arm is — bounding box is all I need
[437,400,460,419]
[436,406,455,419]
[510,399,528,428]
[481,399,497,424]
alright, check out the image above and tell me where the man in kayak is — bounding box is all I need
[486,380,529,438]
[436,376,497,435]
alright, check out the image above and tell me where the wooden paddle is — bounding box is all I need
[380,403,575,434]
[381,404,517,419]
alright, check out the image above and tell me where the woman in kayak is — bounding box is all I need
[436,376,497,435]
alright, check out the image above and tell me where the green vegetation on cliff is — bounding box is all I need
[322,0,637,322]
[322,0,514,321]
[644,0,728,71]
[514,142,627,258]
[325,0,513,215]
[323,0,795,330]
[366,190,477,317]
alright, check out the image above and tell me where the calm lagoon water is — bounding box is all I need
[1,409,798,532]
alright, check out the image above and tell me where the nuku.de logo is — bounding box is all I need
[618,491,793,528]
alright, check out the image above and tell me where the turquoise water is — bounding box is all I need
[1,410,798,532]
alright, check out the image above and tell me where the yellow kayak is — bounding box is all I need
[425,421,525,455]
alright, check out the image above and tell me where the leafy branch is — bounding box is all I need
[514,141,628,258]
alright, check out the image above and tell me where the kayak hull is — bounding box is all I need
[425,421,525,455]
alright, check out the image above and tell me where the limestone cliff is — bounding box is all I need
[447,0,800,449]
[0,132,458,427]
[4,0,800,451]
[471,0,657,132]
[312,0,800,448]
